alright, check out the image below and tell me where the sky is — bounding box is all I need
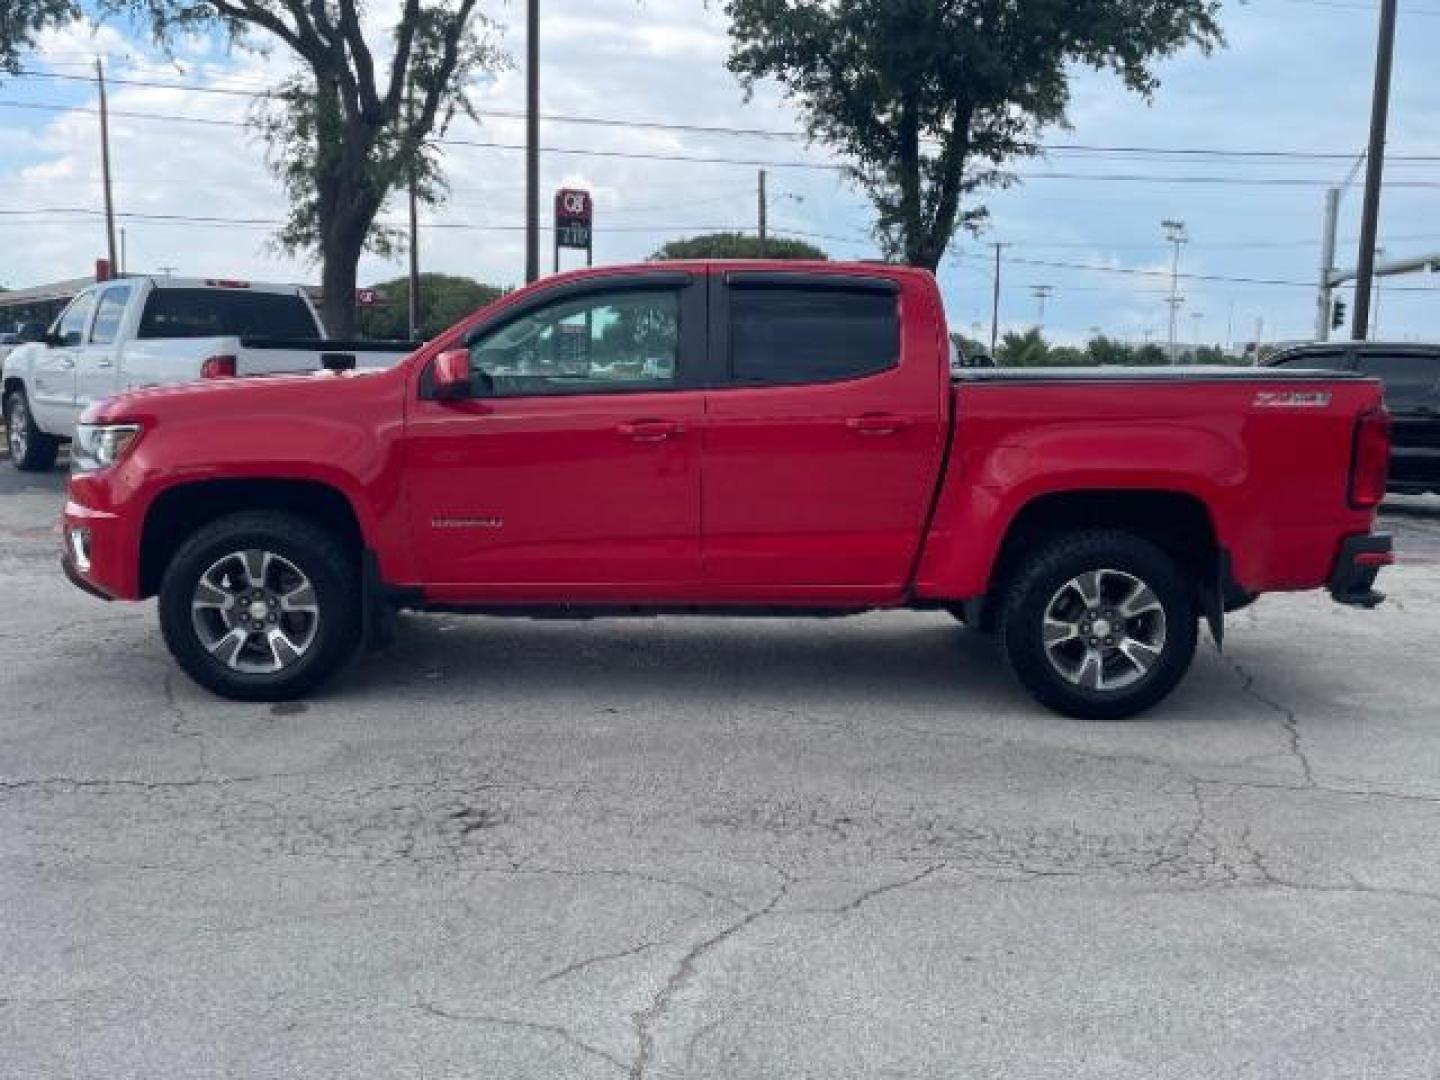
[0,0,1437,347]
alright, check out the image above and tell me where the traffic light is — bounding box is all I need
[1331,297,1347,330]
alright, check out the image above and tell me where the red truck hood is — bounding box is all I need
[82,366,399,426]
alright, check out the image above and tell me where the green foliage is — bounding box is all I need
[996,327,1051,367]
[1134,343,1169,366]
[107,0,507,336]
[0,0,77,74]
[355,273,504,340]
[724,0,1223,269]
[649,232,828,261]
[1085,334,1135,366]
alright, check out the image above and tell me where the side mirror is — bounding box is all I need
[432,348,471,400]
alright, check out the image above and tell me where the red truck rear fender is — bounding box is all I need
[912,420,1243,606]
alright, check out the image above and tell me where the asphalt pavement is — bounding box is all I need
[3,461,1440,1079]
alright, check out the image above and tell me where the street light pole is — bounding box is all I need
[1162,219,1187,363]
[524,0,540,284]
[1031,284,1053,330]
[989,243,1005,354]
[1351,0,1398,341]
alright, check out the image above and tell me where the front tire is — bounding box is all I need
[999,530,1198,720]
[5,388,60,472]
[158,511,361,702]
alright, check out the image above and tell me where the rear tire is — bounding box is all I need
[5,388,60,472]
[999,529,1198,720]
[158,511,361,702]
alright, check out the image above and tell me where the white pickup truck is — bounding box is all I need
[2,276,416,470]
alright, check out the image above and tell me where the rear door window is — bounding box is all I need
[137,289,320,340]
[1356,354,1440,413]
[728,284,900,386]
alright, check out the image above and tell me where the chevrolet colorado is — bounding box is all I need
[60,262,1393,718]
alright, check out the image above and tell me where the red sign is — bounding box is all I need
[555,188,593,250]
[356,288,384,308]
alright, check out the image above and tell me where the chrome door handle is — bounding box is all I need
[617,420,683,442]
[846,414,912,435]
[94,358,114,369]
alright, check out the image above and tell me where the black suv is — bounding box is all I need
[1268,342,1440,494]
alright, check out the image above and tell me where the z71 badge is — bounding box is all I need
[1253,390,1333,409]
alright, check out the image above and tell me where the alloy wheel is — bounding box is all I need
[1042,568,1167,692]
[190,548,321,674]
[6,396,28,461]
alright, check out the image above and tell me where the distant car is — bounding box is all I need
[1267,342,1439,494]
[949,338,995,374]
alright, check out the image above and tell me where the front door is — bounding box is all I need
[76,283,132,414]
[404,274,707,602]
[29,288,95,435]
[701,272,948,599]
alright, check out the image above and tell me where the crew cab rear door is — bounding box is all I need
[404,272,707,600]
[701,270,948,597]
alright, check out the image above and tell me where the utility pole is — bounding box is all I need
[95,58,118,278]
[1315,186,1340,341]
[1371,246,1386,337]
[1190,311,1205,358]
[989,243,1005,354]
[407,82,420,340]
[524,0,540,284]
[1162,218,1187,363]
[757,169,768,258]
[119,227,127,276]
[1352,0,1397,341]
[1031,284,1053,330]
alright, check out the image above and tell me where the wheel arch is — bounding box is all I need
[972,489,1223,631]
[139,478,366,599]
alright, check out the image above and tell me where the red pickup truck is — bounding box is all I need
[61,262,1393,718]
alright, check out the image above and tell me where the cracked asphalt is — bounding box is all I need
[4,463,1440,1079]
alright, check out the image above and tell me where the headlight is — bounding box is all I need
[71,423,142,474]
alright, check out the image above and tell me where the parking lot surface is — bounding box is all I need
[4,462,1440,1079]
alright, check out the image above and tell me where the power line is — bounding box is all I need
[951,249,1440,293]
[0,206,765,234]
[11,70,1440,164]
[10,99,1440,187]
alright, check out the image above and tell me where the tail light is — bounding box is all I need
[1349,407,1391,509]
[200,354,237,379]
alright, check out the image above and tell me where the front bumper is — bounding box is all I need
[1329,533,1393,609]
[60,498,136,601]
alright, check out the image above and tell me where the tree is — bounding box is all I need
[355,273,503,340]
[649,232,827,261]
[724,0,1222,270]
[0,0,76,74]
[1085,335,1135,366]
[996,327,1050,367]
[118,0,504,337]
[1133,343,1169,366]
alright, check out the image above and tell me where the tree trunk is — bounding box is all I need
[320,226,364,339]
